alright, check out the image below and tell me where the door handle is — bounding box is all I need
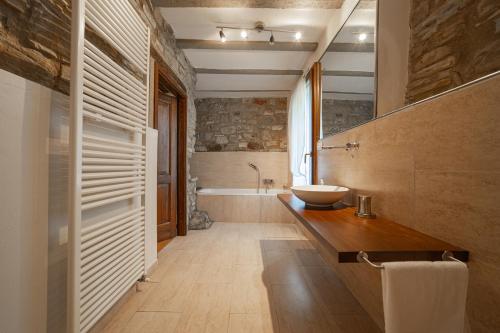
[304,152,312,164]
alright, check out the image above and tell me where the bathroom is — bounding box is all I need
[0,0,499,332]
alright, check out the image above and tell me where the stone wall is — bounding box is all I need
[321,99,373,137]
[195,97,288,152]
[0,0,199,220]
[406,0,500,103]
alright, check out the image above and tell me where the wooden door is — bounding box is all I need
[154,94,178,241]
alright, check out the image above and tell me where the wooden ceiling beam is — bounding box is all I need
[322,70,374,77]
[195,68,303,75]
[177,39,317,51]
[326,43,375,53]
[153,0,343,9]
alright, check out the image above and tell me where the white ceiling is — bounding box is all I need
[160,7,342,96]
[322,76,374,93]
[321,5,376,100]
[159,3,377,97]
[160,8,337,42]
[196,74,300,91]
[184,49,312,70]
[322,52,375,71]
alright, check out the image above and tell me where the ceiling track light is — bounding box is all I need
[219,28,226,42]
[352,31,374,42]
[216,22,302,44]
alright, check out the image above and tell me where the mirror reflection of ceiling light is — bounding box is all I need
[295,31,302,40]
[219,28,227,42]
[358,33,367,42]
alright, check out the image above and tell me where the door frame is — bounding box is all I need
[153,62,188,236]
[310,62,322,185]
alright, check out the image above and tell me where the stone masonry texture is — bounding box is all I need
[0,0,199,221]
[406,0,500,103]
[195,97,288,152]
[322,99,374,137]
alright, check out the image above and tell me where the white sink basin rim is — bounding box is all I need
[291,185,349,207]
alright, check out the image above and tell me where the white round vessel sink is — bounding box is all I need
[291,185,349,208]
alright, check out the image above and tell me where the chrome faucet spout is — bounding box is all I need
[248,162,260,193]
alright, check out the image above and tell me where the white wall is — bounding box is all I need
[0,68,159,333]
[145,128,158,272]
[0,69,50,333]
[302,0,360,73]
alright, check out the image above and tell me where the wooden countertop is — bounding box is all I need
[278,194,468,263]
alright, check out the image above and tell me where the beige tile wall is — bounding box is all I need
[318,74,500,332]
[197,195,296,224]
[191,152,290,189]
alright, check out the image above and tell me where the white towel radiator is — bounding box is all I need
[68,0,150,332]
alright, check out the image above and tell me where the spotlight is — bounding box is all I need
[294,31,302,40]
[269,32,275,45]
[241,30,248,39]
[219,29,227,42]
[358,33,367,42]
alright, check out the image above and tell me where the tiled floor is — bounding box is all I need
[96,223,381,333]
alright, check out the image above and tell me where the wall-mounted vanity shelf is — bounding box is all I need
[278,194,469,263]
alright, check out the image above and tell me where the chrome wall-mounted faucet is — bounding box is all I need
[248,162,261,193]
[319,141,360,151]
[262,178,274,194]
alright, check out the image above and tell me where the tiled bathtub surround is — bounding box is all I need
[191,152,290,189]
[197,189,295,224]
[317,74,500,332]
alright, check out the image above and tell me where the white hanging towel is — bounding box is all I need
[381,261,468,333]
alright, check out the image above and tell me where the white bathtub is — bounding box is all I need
[196,188,295,223]
[197,188,287,196]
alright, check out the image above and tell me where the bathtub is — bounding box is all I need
[196,188,296,223]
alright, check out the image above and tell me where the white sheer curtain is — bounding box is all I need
[288,77,312,186]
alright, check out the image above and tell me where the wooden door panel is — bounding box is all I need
[155,95,178,243]
[157,183,170,224]
[157,101,170,176]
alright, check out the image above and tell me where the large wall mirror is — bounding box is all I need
[318,0,500,139]
[319,0,377,138]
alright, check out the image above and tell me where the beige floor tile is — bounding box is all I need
[140,264,202,312]
[270,283,339,333]
[228,313,276,333]
[120,312,181,333]
[95,223,381,333]
[262,249,306,286]
[174,283,232,333]
[95,283,156,333]
[300,265,365,316]
[235,239,265,265]
[329,314,381,333]
[196,263,235,284]
[293,248,327,266]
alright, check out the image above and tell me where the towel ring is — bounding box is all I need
[356,251,465,270]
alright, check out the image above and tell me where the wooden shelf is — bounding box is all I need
[278,194,468,263]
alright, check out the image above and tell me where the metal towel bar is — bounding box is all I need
[356,250,465,270]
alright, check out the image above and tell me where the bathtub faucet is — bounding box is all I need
[248,162,260,194]
[263,179,274,194]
